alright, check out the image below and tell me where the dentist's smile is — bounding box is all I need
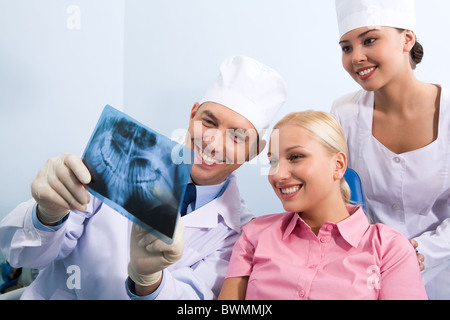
[194,144,221,166]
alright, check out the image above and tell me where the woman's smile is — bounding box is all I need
[279,184,303,200]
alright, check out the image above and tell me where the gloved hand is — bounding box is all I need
[128,219,185,287]
[31,153,91,225]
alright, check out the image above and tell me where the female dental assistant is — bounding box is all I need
[331,0,450,300]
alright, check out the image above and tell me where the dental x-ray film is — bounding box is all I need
[82,105,193,244]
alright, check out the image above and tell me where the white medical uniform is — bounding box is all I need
[331,87,450,300]
[0,174,253,300]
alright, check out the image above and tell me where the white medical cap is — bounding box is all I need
[336,0,416,38]
[200,55,287,138]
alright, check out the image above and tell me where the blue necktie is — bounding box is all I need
[180,183,196,216]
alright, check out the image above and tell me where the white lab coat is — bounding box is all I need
[331,87,450,300]
[0,174,253,300]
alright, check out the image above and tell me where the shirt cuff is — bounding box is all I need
[32,204,67,232]
[125,270,166,300]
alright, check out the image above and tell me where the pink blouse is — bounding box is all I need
[225,206,428,300]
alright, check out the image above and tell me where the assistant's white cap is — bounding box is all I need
[200,56,287,138]
[336,0,416,38]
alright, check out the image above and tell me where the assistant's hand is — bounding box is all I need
[30,152,91,225]
[128,219,185,293]
[410,239,425,272]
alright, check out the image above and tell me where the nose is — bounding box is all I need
[270,159,291,182]
[351,46,367,65]
[202,128,224,158]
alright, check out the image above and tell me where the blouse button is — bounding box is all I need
[393,157,401,163]
[298,290,306,297]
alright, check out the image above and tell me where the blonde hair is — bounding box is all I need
[273,110,351,204]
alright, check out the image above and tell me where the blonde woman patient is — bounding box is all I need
[218,111,427,300]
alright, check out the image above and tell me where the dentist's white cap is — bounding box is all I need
[336,0,416,38]
[200,56,287,138]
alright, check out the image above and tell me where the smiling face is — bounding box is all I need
[267,124,343,214]
[339,26,415,91]
[186,102,261,186]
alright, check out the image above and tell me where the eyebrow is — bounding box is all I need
[339,29,380,44]
[201,109,251,133]
[200,110,219,124]
[267,145,307,157]
[286,145,307,152]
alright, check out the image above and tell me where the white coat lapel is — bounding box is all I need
[181,175,241,232]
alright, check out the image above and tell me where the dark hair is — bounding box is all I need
[410,41,424,69]
[396,28,424,69]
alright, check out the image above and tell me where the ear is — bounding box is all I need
[334,151,347,180]
[403,30,416,53]
[189,102,201,121]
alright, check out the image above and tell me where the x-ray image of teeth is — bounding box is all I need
[82,105,193,244]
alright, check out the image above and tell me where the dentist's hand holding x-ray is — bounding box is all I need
[128,218,185,295]
[30,152,91,226]
[128,184,186,295]
[31,151,186,296]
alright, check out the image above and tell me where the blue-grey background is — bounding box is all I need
[1,0,449,239]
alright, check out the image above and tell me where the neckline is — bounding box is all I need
[363,86,444,157]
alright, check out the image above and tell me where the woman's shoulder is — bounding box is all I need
[331,89,368,120]
[367,222,414,255]
[334,89,365,104]
[370,222,404,237]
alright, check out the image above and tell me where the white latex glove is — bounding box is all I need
[31,153,91,225]
[128,219,185,287]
